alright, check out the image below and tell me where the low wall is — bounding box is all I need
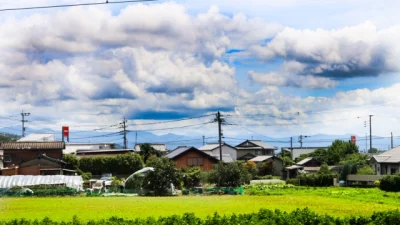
[347,174,384,182]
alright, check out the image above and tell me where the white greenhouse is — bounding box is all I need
[0,175,83,191]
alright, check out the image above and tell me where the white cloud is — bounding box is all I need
[250,22,400,77]
[248,70,337,89]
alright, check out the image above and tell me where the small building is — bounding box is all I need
[199,143,237,162]
[1,142,65,169]
[235,140,277,160]
[284,157,322,179]
[370,146,400,175]
[166,146,219,171]
[1,154,74,176]
[76,149,134,158]
[249,155,283,176]
[282,147,328,161]
[134,143,167,152]
[64,143,116,154]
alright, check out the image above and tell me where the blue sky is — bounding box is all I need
[1,0,400,143]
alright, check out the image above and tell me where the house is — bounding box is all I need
[1,154,74,176]
[235,140,277,160]
[76,149,134,158]
[249,155,283,176]
[284,157,322,179]
[166,146,219,171]
[134,143,167,152]
[199,143,237,161]
[370,146,400,175]
[17,133,56,142]
[281,147,328,160]
[65,143,116,154]
[1,142,65,175]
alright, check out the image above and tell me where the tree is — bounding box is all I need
[139,143,163,163]
[208,162,251,187]
[63,154,79,170]
[0,132,20,143]
[317,163,331,175]
[181,167,201,189]
[350,165,358,174]
[357,165,374,175]
[79,154,143,175]
[142,157,179,196]
[339,154,368,166]
[369,148,378,153]
[283,156,294,166]
[340,164,350,181]
[242,161,257,178]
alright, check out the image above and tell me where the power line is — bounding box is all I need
[131,114,215,126]
[0,0,158,12]
[127,122,214,132]
[69,132,122,140]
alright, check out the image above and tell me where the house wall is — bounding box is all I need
[173,150,217,171]
[237,150,256,159]
[209,145,237,161]
[374,163,400,175]
[3,149,62,168]
[272,159,283,177]
[1,168,18,176]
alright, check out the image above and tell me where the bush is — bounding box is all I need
[380,174,400,192]
[299,174,334,187]
[286,178,299,185]
[181,167,201,189]
[358,165,374,175]
[208,162,251,187]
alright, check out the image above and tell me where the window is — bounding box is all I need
[187,158,204,166]
[3,155,11,162]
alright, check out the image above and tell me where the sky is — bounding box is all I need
[1,0,400,145]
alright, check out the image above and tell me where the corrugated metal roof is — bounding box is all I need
[249,155,273,162]
[296,157,313,166]
[1,142,65,150]
[210,154,234,163]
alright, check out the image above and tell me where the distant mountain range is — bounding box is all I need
[0,126,394,152]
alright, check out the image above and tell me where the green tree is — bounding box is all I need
[340,164,351,181]
[139,143,163,163]
[142,157,179,196]
[339,154,368,165]
[283,156,294,166]
[63,154,79,170]
[350,165,358,174]
[0,132,20,143]
[357,165,374,175]
[369,148,378,153]
[208,162,251,187]
[317,163,331,175]
[181,167,201,189]
[79,154,143,175]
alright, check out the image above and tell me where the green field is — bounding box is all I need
[1,187,400,221]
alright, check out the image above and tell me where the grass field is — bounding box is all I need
[1,187,400,221]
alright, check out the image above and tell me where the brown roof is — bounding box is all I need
[0,142,65,150]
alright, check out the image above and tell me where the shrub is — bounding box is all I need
[358,165,374,175]
[380,174,400,192]
[286,178,299,185]
[208,162,251,187]
[181,167,201,189]
[299,174,334,187]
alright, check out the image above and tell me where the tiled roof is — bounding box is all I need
[371,146,400,163]
[1,142,65,150]
[166,146,219,162]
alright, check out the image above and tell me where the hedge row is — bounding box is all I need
[299,174,335,187]
[2,208,400,225]
[79,154,143,175]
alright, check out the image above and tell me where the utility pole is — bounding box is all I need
[391,132,393,149]
[21,111,30,137]
[135,132,138,147]
[202,135,205,146]
[369,115,373,153]
[365,133,367,153]
[120,118,127,149]
[217,111,223,161]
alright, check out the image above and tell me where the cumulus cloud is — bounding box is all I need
[250,22,400,77]
[248,70,337,89]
